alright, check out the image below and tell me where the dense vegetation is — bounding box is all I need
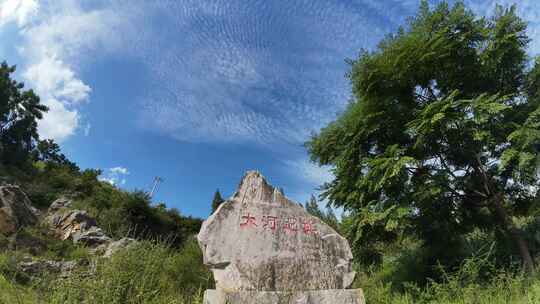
[309,0,540,277]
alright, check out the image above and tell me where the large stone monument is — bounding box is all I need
[198,171,365,304]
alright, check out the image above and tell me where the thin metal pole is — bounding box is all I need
[149,176,163,198]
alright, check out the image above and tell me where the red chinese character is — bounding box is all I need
[262,215,278,231]
[283,218,298,233]
[240,213,258,228]
[302,219,318,234]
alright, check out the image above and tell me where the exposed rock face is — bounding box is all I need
[0,185,40,236]
[46,198,137,256]
[46,201,110,247]
[198,171,356,293]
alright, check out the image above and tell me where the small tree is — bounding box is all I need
[305,194,340,232]
[308,1,539,272]
[305,194,324,219]
[211,189,224,213]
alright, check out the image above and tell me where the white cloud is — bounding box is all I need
[99,166,130,186]
[23,56,91,104]
[110,166,129,175]
[20,46,91,143]
[4,0,539,146]
[36,98,78,141]
[134,0,403,145]
[0,0,136,143]
[0,0,38,27]
[285,158,334,187]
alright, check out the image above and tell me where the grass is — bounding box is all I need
[0,238,212,304]
[358,248,540,304]
[361,271,540,304]
[1,235,540,303]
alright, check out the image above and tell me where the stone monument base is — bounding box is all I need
[203,289,365,304]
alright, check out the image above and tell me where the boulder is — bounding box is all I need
[0,185,40,236]
[46,207,110,247]
[198,171,361,304]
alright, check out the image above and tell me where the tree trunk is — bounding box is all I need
[474,156,535,273]
[491,193,535,273]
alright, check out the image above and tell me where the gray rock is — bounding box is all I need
[100,237,137,258]
[0,185,40,236]
[46,209,110,247]
[18,259,77,278]
[72,226,111,246]
[203,289,365,304]
[198,171,356,292]
[48,197,72,213]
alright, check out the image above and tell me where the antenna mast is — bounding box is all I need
[149,176,163,198]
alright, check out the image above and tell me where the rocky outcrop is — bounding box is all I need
[45,198,110,247]
[198,171,357,292]
[18,258,77,278]
[0,185,40,236]
[45,198,138,257]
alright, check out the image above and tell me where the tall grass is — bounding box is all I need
[0,274,38,304]
[2,236,540,303]
[360,248,540,304]
[48,238,211,304]
[0,238,212,304]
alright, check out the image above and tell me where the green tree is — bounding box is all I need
[33,139,78,170]
[305,194,340,232]
[0,62,48,166]
[307,1,539,272]
[211,189,224,213]
[305,194,324,219]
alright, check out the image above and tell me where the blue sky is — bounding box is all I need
[1,0,539,218]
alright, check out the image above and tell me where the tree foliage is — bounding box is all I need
[307,1,540,272]
[0,62,48,166]
[305,194,339,232]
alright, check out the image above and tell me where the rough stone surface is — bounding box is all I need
[198,171,356,292]
[203,289,365,304]
[46,207,110,247]
[73,226,111,246]
[48,197,72,213]
[0,185,40,236]
[96,237,137,258]
[18,259,77,278]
